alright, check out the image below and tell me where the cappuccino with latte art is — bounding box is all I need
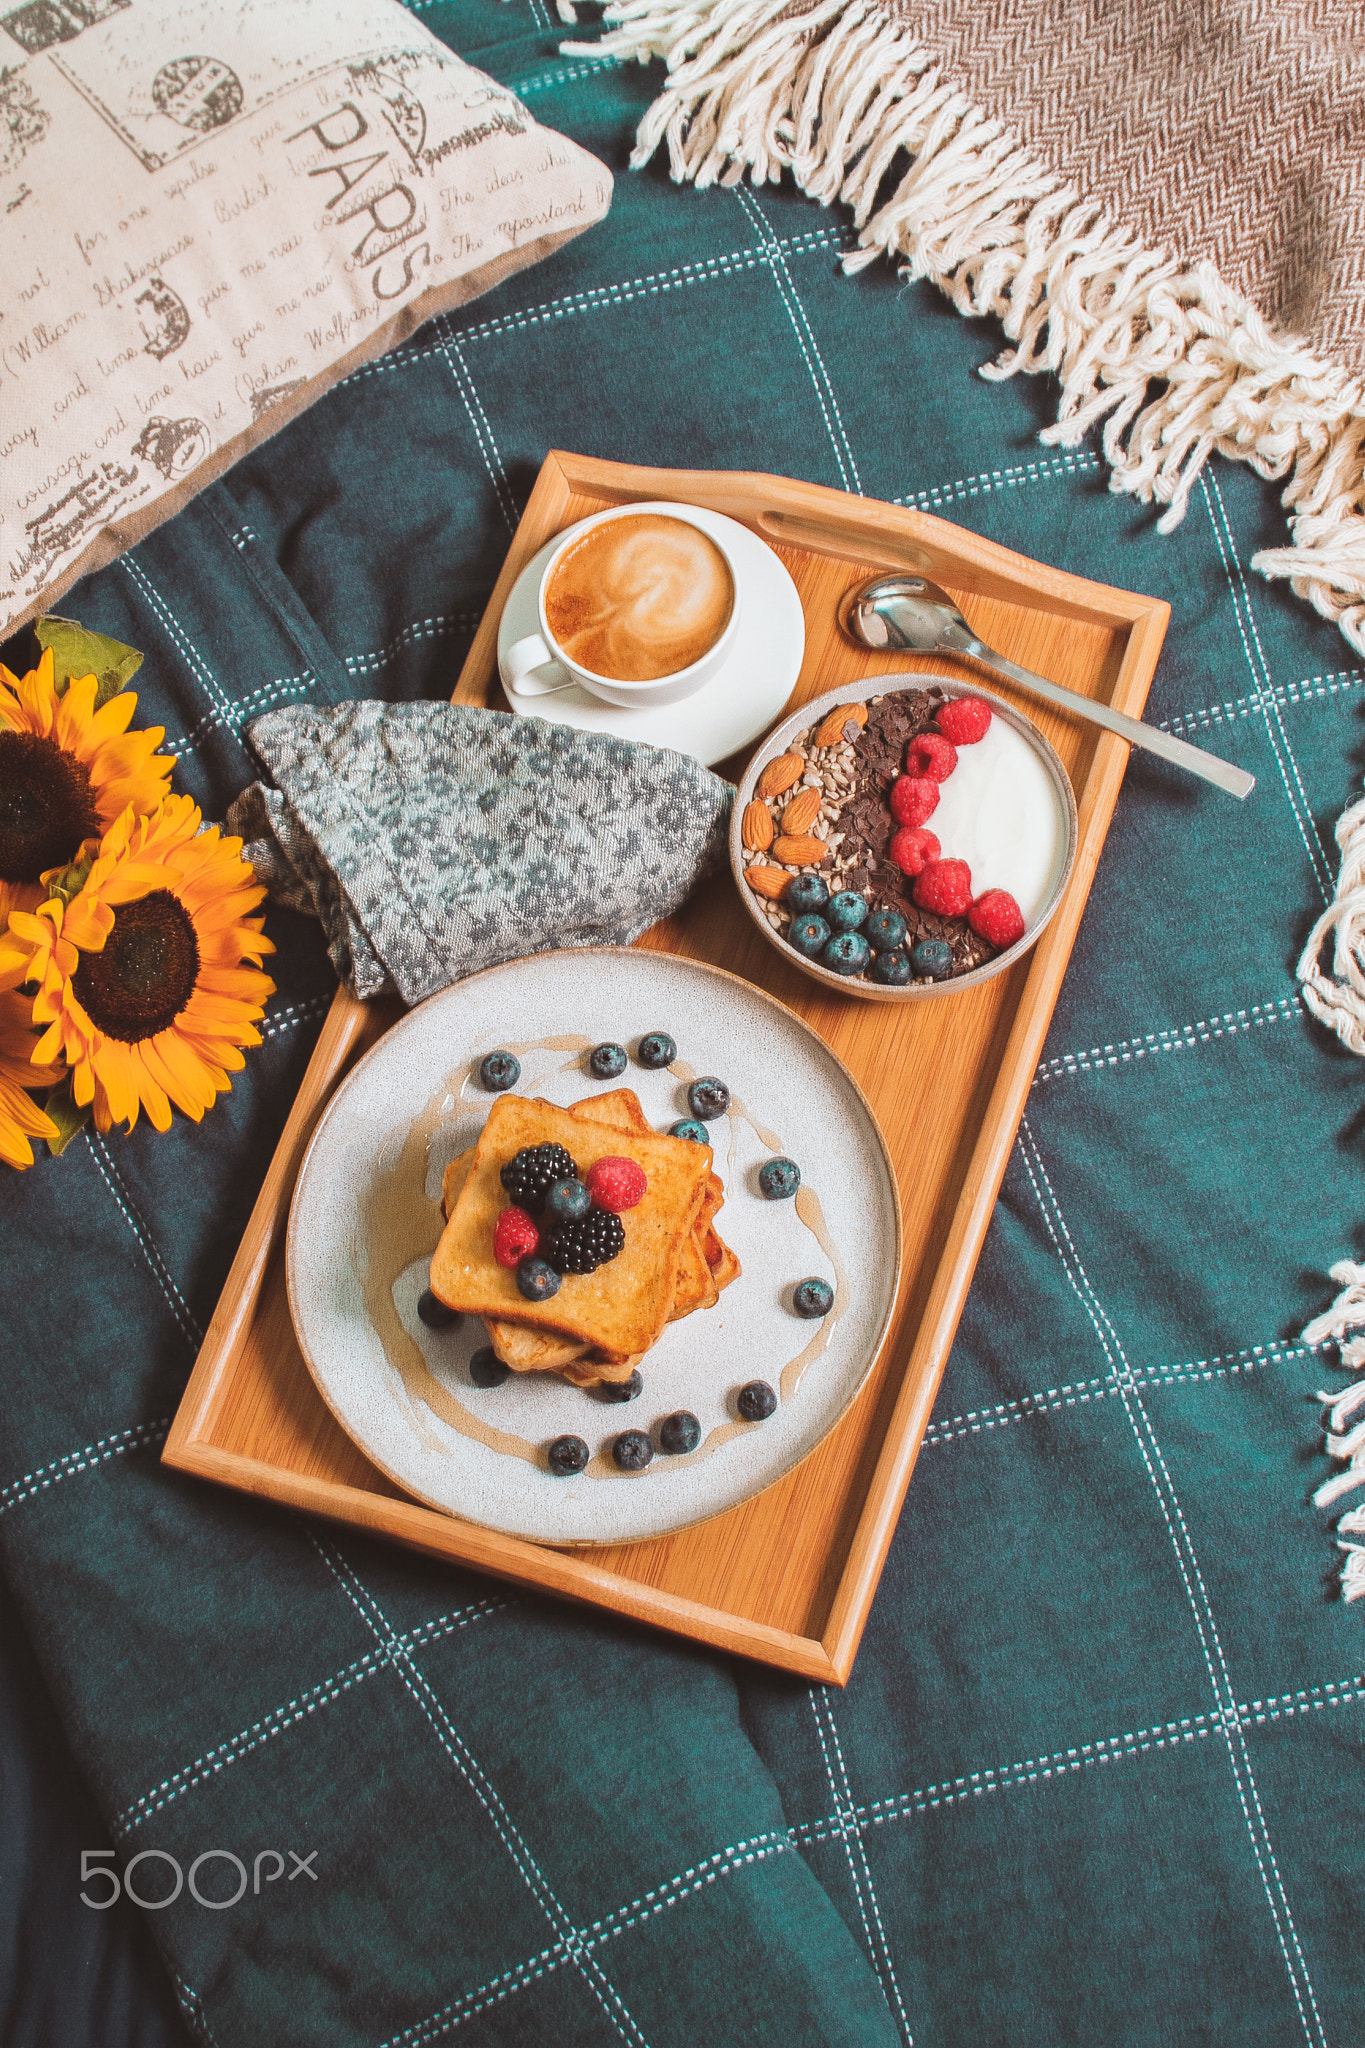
[545,513,735,682]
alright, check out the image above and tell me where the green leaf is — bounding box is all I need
[43,846,96,907]
[43,1077,91,1157]
[35,614,143,707]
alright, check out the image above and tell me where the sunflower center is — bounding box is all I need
[73,890,200,1042]
[0,730,102,883]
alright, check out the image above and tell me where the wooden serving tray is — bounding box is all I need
[164,451,1168,1683]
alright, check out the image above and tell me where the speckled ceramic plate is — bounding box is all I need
[286,950,901,1546]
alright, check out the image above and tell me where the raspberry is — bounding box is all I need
[889,826,940,877]
[493,1206,539,1267]
[889,775,939,828]
[968,889,1026,947]
[586,1155,647,1213]
[906,733,957,781]
[938,696,992,745]
[912,858,973,916]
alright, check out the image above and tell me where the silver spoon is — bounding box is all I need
[841,574,1254,800]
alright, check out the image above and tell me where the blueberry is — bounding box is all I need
[546,1176,591,1223]
[547,1434,589,1476]
[788,913,831,959]
[469,1346,510,1387]
[786,874,831,916]
[737,1380,778,1422]
[417,1288,461,1331]
[758,1156,801,1200]
[638,1032,676,1069]
[479,1051,520,1092]
[658,1410,701,1455]
[612,1429,654,1472]
[688,1076,730,1120]
[827,890,869,933]
[589,1042,627,1080]
[793,1276,835,1318]
[864,908,906,951]
[869,949,911,987]
[516,1257,561,1302]
[669,1119,710,1144]
[822,931,871,976]
[910,938,955,981]
[600,1369,644,1403]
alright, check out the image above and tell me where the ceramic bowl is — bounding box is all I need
[730,674,1078,1003]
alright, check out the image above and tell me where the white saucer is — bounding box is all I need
[496,507,805,767]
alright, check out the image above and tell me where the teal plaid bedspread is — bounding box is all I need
[1,4,1362,2044]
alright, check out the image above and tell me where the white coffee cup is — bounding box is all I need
[504,501,742,709]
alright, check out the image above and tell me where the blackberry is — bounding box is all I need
[638,1032,676,1069]
[544,1209,626,1275]
[500,1143,580,1214]
[737,1380,777,1422]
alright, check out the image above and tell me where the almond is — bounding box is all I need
[772,834,827,866]
[745,864,788,900]
[755,752,803,801]
[814,703,868,748]
[741,799,775,851]
[781,786,822,836]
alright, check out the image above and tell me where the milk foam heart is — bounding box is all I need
[545,513,735,682]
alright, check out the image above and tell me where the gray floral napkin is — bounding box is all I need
[226,701,732,1004]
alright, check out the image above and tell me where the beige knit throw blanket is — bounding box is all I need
[571,0,1365,1053]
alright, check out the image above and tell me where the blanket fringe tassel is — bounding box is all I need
[1302,1265,1365,1600]
[567,0,1365,1050]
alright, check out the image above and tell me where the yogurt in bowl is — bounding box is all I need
[730,676,1077,1002]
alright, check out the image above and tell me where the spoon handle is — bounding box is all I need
[956,635,1255,801]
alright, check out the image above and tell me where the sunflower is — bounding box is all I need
[0,795,275,1134]
[0,986,63,1170]
[0,646,175,915]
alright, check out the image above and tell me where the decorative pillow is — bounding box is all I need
[0,0,612,636]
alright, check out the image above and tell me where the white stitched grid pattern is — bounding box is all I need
[121,554,244,749]
[921,1340,1318,1450]
[0,1416,171,1514]
[115,1599,507,1832]
[380,1832,795,2047]
[1033,993,1303,1084]
[894,451,1100,510]
[343,612,483,677]
[257,996,332,1043]
[159,671,315,756]
[1202,473,1334,907]
[335,229,854,381]
[311,1534,653,2048]
[1163,667,1365,737]
[809,1692,911,2041]
[85,1133,204,1349]
[1017,1117,1327,2048]
[516,57,619,95]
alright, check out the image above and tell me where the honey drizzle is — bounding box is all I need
[359,1035,849,1487]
